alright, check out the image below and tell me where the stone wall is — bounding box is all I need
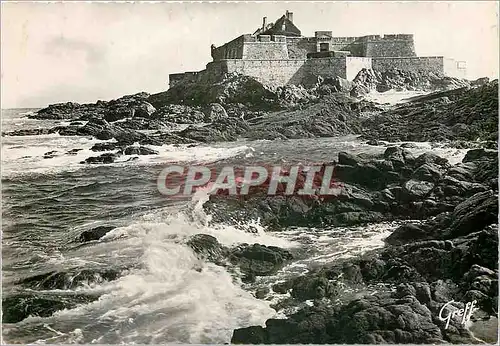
[211,35,246,61]
[372,57,444,75]
[242,41,289,60]
[213,35,290,61]
[284,35,416,59]
[328,37,361,55]
[169,72,202,88]
[306,57,348,81]
[224,58,351,87]
[362,35,416,57]
[224,59,307,86]
[170,55,456,89]
[286,37,317,59]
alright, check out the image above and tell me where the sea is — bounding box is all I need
[1,106,470,343]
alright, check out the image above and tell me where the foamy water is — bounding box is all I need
[2,191,296,343]
[1,133,254,176]
[1,105,475,344]
[364,90,429,105]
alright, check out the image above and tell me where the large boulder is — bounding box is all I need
[385,223,430,245]
[187,234,226,264]
[412,163,443,182]
[445,191,498,239]
[81,153,119,164]
[203,103,228,122]
[78,117,146,143]
[2,294,97,323]
[403,179,434,200]
[463,148,498,163]
[229,243,293,276]
[78,226,115,242]
[123,146,159,155]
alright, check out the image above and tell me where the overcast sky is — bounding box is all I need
[1,1,498,108]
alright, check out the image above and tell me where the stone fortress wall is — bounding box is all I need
[169,13,467,88]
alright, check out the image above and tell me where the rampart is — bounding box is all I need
[170,17,466,90]
[169,55,451,89]
[211,33,417,62]
[212,34,290,60]
[372,57,444,75]
[169,72,201,88]
[170,56,380,88]
[362,35,416,57]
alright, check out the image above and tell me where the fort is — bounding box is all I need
[169,11,467,88]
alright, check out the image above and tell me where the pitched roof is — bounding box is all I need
[261,15,301,37]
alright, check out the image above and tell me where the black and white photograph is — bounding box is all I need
[1,1,499,344]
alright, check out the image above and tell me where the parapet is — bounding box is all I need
[329,36,359,43]
[259,35,271,42]
[169,72,201,87]
[272,35,287,42]
[315,31,332,38]
[360,34,414,41]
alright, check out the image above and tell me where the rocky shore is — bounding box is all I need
[5,69,497,153]
[226,148,498,344]
[3,68,498,343]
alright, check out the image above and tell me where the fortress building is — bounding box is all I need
[169,11,467,88]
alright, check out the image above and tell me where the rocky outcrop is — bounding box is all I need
[231,185,498,344]
[148,73,281,111]
[186,234,293,279]
[228,145,498,344]
[229,244,293,277]
[16,268,123,291]
[206,147,497,230]
[123,146,158,155]
[245,93,368,140]
[31,92,151,121]
[361,80,498,143]
[187,234,226,264]
[78,226,115,242]
[151,104,206,124]
[78,117,147,143]
[178,117,250,142]
[103,98,155,122]
[2,294,98,324]
[81,153,119,164]
[9,74,495,146]
[351,68,470,97]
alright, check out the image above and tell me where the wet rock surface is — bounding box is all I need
[6,75,497,150]
[352,68,471,97]
[360,80,498,143]
[206,147,497,230]
[4,71,497,340]
[229,244,294,276]
[78,226,116,242]
[2,294,99,324]
[230,147,498,344]
[186,234,294,278]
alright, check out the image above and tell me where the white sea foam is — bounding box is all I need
[365,90,429,105]
[13,191,293,344]
[1,133,253,176]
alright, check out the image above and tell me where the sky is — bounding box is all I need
[1,1,499,108]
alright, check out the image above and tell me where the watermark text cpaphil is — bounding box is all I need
[157,164,343,197]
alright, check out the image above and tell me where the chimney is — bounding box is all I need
[262,16,267,30]
[286,10,294,23]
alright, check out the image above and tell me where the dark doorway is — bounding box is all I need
[319,43,329,52]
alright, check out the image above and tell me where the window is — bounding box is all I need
[320,43,329,52]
